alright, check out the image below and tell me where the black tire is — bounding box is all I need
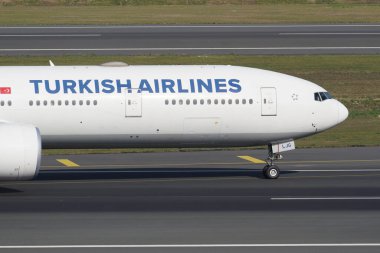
[264,165,280,179]
[262,165,270,175]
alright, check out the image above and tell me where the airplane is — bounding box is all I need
[0,62,348,180]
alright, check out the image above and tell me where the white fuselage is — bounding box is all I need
[0,65,348,148]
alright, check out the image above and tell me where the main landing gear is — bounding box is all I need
[262,144,283,179]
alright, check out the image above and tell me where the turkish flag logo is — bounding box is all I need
[0,87,11,94]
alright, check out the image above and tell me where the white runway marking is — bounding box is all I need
[280,33,380,35]
[0,47,379,52]
[271,197,380,200]
[1,24,380,29]
[0,243,379,249]
[0,34,100,37]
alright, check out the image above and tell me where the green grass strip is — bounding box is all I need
[1,4,380,25]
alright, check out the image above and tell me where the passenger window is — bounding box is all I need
[214,99,218,105]
[242,99,246,105]
[65,100,69,106]
[186,99,190,105]
[86,100,90,106]
[221,99,225,105]
[207,99,212,105]
[172,99,176,105]
[93,100,98,106]
[7,101,11,106]
[200,99,204,105]
[29,100,33,106]
[58,100,62,106]
[43,100,47,106]
[249,99,253,104]
[179,99,183,105]
[79,100,83,106]
[193,99,197,105]
[228,99,232,105]
[72,100,76,106]
[36,100,40,106]
[235,99,239,104]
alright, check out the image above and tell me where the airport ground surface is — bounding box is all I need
[0,24,380,55]
[0,147,379,252]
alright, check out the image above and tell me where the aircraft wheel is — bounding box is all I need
[264,165,280,179]
[262,165,270,175]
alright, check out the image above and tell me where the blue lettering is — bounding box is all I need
[29,80,42,94]
[228,79,241,93]
[177,79,188,93]
[78,79,93,93]
[154,79,160,93]
[29,78,242,95]
[189,79,196,93]
[197,79,213,93]
[161,79,175,93]
[101,79,114,93]
[215,79,227,93]
[62,80,77,94]
[139,79,154,93]
[116,79,132,93]
[94,79,100,93]
[44,80,60,94]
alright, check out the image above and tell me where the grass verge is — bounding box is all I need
[0,54,378,154]
[1,4,380,25]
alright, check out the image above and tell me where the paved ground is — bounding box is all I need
[0,24,379,55]
[0,147,379,252]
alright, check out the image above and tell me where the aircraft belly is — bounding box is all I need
[41,132,310,149]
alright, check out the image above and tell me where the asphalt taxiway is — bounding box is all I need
[0,147,379,252]
[0,24,380,55]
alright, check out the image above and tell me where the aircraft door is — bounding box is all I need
[261,87,277,116]
[125,89,142,117]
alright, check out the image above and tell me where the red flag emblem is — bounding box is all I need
[0,87,11,94]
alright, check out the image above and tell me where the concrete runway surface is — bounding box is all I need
[0,24,380,55]
[0,147,379,252]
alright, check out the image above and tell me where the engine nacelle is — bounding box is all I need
[0,123,41,180]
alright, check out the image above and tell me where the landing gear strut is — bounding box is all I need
[262,144,282,179]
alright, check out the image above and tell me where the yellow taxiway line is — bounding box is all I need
[40,159,380,169]
[237,155,266,164]
[56,159,80,167]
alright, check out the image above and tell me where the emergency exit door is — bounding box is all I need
[261,87,277,116]
[125,89,142,117]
